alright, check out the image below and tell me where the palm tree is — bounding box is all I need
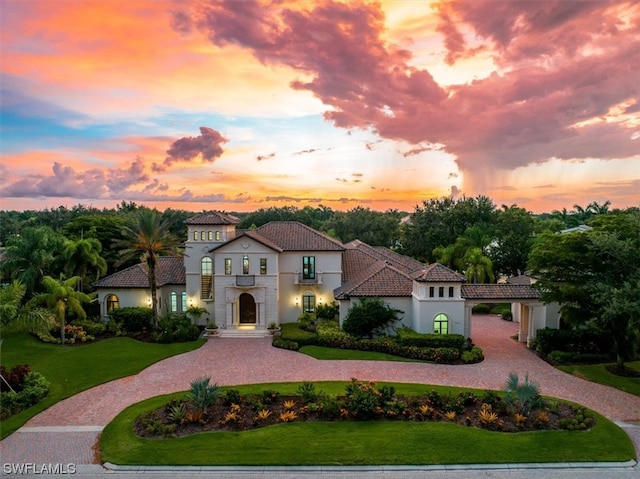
[587,200,611,216]
[27,276,91,345]
[63,237,107,292]
[112,209,180,328]
[463,247,495,284]
[1,226,65,298]
[0,281,49,336]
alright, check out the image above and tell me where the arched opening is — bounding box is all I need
[434,313,449,334]
[239,293,256,324]
[106,294,119,313]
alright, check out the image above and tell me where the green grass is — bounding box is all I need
[558,361,640,397]
[0,332,205,439]
[101,381,635,466]
[299,345,421,362]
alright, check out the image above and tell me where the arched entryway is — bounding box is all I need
[239,293,257,324]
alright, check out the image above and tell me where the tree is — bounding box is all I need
[490,205,535,277]
[62,237,107,292]
[401,196,496,262]
[1,226,66,298]
[342,297,403,338]
[528,210,640,369]
[0,281,49,336]
[112,209,180,328]
[324,207,401,247]
[27,276,91,345]
[462,247,495,284]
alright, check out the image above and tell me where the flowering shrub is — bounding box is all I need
[0,371,50,420]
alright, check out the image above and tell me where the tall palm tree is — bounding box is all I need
[112,209,180,328]
[63,237,107,292]
[587,200,611,216]
[463,247,495,284]
[0,281,49,336]
[27,276,91,345]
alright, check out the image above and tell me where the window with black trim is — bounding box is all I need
[429,286,434,298]
[260,258,267,275]
[243,255,249,274]
[303,256,315,279]
[438,286,444,298]
[434,313,449,334]
[449,286,454,298]
[201,257,213,299]
[303,291,316,313]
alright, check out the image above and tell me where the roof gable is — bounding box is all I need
[254,221,345,251]
[209,230,283,253]
[412,263,466,282]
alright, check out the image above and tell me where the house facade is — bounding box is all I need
[94,211,558,343]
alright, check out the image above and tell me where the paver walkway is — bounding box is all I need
[2,315,639,466]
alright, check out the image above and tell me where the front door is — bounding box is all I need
[239,293,256,324]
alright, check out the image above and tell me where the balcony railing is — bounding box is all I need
[236,275,255,287]
[294,272,322,285]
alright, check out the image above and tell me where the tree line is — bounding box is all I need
[1,197,638,362]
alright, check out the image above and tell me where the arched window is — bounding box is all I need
[302,291,316,313]
[434,313,449,334]
[201,257,213,299]
[106,294,119,313]
[170,292,178,312]
[181,292,187,312]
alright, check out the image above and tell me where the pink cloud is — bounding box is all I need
[153,126,228,172]
[176,0,639,195]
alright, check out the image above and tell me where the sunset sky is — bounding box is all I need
[1,0,639,214]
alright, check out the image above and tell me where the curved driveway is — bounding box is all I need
[2,315,639,465]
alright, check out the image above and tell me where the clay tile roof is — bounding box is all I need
[412,263,466,282]
[93,256,185,288]
[341,240,423,284]
[505,275,534,285]
[209,230,284,253]
[461,284,540,300]
[254,221,345,251]
[334,261,413,299]
[184,211,240,225]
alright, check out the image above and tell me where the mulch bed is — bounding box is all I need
[135,389,594,439]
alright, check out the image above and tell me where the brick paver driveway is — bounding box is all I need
[1,314,639,465]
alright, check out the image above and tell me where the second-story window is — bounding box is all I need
[225,258,232,275]
[303,256,315,279]
[201,257,213,299]
[243,255,249,274]
[208,231,213,240]
[215,231,221,241]
[260,258,267,275]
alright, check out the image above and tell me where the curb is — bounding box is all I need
[103,460,638,473]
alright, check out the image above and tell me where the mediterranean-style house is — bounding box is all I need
[94,211,559,343]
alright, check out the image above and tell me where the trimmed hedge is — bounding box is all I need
[547,351,609,365]
[280,323,318,347]
[396,327,467,350]
[274,320,483,365]
[108,307,153,333]
[534,328,613,357]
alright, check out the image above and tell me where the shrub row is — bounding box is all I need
[534,328,613,356]
[0,371,50,420]
[153,313,200,343]
[547,351,609,365]
[108,307,153,333]
[396,327,467,350]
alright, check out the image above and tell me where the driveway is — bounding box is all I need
[1,314,639,466]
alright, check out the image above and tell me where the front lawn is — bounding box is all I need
[0,333,205,439]
[100,381,635,466]
[558,361,640,397]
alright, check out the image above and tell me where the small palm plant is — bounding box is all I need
[503,372,543,415]
[186,376,220,415]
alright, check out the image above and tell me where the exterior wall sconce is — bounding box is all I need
[318,297,323,304]
[146,298,152,306]
[295,297,299,306]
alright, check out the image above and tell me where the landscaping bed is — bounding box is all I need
[135,378,595,440]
